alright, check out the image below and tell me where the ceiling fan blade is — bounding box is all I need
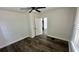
[36,9,41,12]
[29,9,33,13]
[36,7,46,9]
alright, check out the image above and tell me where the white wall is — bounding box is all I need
[0,10,29,48]
[39,7,76,41]
[0,28,7,48]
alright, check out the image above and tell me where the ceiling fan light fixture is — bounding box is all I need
[20,7,46,13]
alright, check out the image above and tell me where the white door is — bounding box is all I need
[35,18,42,36]
[43,17,47,35]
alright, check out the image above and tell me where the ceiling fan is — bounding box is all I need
[20,7,46,13]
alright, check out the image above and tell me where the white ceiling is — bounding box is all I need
[0,7,57,13]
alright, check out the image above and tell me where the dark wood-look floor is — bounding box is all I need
[0,35,69,52]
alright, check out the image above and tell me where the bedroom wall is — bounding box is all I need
[0,10,29,48]
[39,7,76,41]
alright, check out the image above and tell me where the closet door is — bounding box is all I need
[35,18,42,36]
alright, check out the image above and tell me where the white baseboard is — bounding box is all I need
[47,35,69,41]
[0,35,29,49]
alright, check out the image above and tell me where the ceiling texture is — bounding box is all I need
[0,7,57,13]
